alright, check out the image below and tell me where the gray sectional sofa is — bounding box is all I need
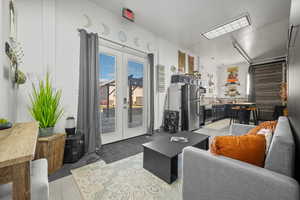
[183,116,300,200]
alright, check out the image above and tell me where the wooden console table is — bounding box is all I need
[0,122,38,200]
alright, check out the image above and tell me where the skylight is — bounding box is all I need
[202,15,251,40]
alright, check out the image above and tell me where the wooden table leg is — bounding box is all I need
[12,162,31,200]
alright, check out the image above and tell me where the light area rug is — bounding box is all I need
[204,118,230,130]
[194,119,231,145]
[71,153,182,200]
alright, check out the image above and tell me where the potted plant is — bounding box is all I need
[28,73,63,137]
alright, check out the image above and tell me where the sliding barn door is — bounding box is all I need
[250,61,285,120]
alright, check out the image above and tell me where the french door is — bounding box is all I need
[99,45,148,144]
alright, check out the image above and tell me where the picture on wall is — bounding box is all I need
[225,66,240,97]
[207,73,215,94]
[188,55,194,74]
[178,51,186,73]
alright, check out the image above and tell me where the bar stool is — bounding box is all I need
[229,106,240,125]
[247,106,259,125]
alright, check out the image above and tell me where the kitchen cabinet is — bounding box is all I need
[199,106,205,126]
[212,105,226,121]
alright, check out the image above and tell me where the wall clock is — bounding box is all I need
[100,23,110,36]
[134,37,140,47]
[118,31,127,43]
[83,14,92,28]
[147,43,152,52]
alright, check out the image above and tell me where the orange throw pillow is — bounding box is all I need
[246,120,278,135]
[259,121,277,132]
[210,135,266,167]
[247,126,261,135]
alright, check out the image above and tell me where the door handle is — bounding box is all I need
[123,97,128,109]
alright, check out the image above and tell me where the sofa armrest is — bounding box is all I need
[229,123,256,135]
[182,147,299,200]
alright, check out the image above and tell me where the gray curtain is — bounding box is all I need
[147,54,155,135]
[77,29,101,153]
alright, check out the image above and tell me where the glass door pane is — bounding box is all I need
[99,49,124,145]
[126,59,145,133]
[99,53,116,134]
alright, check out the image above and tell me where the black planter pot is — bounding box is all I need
[39,127,54,137]
[0,122,13,130]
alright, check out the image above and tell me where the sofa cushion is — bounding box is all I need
[257,128,273,154]
[210,134,266,167]
[247,120,277,135]
[264,117,295,177]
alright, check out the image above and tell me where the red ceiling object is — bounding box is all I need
[122,8,135,22]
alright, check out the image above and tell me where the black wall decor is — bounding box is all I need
[288,0,300,182]
[5,42,11,58]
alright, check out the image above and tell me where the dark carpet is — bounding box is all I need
[97,135,153,164]
[49,134,154,182]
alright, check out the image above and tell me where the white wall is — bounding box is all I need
[15,0,197,131]
[0,0,17,121]
[200,64,218,98]
[216,62,249,99]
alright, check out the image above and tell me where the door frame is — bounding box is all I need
[99,41,150,144]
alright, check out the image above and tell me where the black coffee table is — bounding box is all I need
[143,131,209,184]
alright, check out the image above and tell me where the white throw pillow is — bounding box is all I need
[257,128,273,154]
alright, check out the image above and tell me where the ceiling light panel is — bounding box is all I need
[202,15,251,39]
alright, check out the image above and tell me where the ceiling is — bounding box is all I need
[92,0,291,67]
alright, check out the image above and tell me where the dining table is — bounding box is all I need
[0,122,38,200]
[230,102,258,125]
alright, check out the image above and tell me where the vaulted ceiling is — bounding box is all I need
[92,0,291,67]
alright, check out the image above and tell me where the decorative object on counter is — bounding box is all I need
[186,71,202,85]
[0,118,12,130]
[225,66,240,97]
[65,116,76,136]
[171,74,191,84]
[163,110,179,133]
[156,64,166,92]
[170,136,188,143]
[28,73,64,137]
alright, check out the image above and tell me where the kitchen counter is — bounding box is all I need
[202,102,256,123]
